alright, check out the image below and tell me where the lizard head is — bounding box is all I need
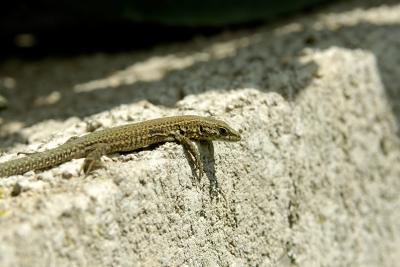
[195,117,241,142]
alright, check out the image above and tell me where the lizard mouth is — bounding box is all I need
[222,130,241,142]
[227,134,241,142]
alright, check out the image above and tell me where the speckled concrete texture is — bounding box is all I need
[0,0,399,266]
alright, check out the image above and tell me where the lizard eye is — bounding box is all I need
[219,127,228,135]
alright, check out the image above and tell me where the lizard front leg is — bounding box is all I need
[172,132,204,179]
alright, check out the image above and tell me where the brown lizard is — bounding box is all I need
[0,115,241,178]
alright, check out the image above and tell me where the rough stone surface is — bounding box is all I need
[0,0,399,266]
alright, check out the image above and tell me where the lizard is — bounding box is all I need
[0,115,241,178]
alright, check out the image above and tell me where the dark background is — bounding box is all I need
[0,0,334,59]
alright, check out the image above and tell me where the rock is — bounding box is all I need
[0,1,399,266]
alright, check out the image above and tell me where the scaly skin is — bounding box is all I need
[0,115,241,177]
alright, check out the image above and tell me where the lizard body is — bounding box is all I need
[0,115,241,177]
